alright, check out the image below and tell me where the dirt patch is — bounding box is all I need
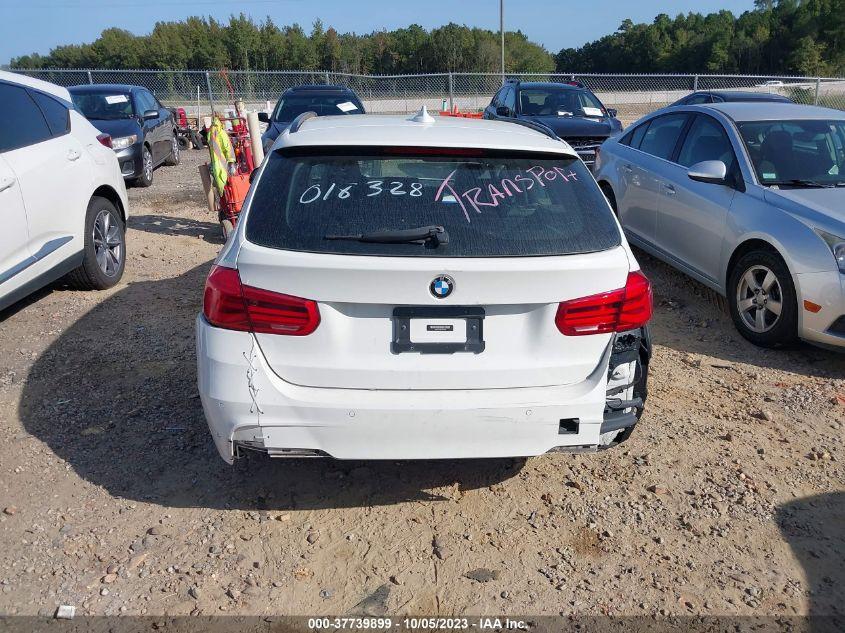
[0,150,843,619]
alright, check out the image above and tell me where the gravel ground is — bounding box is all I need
[0,151,843,621]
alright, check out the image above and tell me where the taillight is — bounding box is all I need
[96,133,112,148]
[203,266,320,336]
[555,271,652,336]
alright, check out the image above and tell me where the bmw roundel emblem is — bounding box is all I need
[430,275,454,299]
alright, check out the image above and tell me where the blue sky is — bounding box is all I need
[1,0,755,65]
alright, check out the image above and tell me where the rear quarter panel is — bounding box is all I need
[72,112,129,218]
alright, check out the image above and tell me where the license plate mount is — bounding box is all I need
[391,306,485,354]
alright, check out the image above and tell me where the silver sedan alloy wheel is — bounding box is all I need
[93,210,123,277]
[736,264,783,333]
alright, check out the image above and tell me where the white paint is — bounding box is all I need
[197,109,644,460]
[271,113,580,157]
[0,71,128,312]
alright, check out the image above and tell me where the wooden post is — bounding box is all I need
[198,163,217,217]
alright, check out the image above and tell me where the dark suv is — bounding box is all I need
[258,85,365,151]
[68,84,179,187]
[484,80,622,168]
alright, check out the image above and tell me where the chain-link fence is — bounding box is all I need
[13,69,845,125]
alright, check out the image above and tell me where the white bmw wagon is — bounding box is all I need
[196,108,653,463]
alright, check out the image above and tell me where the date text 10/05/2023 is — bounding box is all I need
[297,165,580,224]
[307,617,529,630]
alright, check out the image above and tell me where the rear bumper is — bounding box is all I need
[196,316,616,463]
[795,270,845,349]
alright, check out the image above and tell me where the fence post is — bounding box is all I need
[448,72,454,111]
[814,77,821,105]
[693,74,699,91]
[87,70,93,85]
[325,70,330,85]
[205,71,215,115]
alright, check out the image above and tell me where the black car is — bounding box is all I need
[483,80,623,168]
[669,90,794,107]
[258,85,365,151]
[68,84,179,187]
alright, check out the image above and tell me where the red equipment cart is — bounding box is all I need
[214,115,255,237]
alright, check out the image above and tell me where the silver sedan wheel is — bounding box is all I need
[143,150,153,181]
[93,210,122,277]
[171,137,179,162]
[736,265,783,333]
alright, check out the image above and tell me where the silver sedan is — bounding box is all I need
[594,102,845,349]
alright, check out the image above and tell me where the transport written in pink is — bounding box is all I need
[434,165,579,223]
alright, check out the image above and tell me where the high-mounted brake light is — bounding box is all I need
[96,133,112,148]
[382,146,485,156]
[555,271,652,336]
[203,266,320,336]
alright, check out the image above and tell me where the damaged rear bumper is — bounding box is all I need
[599,326,651,448]
[195,316,643,463]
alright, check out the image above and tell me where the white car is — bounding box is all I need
[196,108,653,462]
[0,71,128,312]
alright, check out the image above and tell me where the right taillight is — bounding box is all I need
[555,271,652,336]
[203,265,320,336]
[96,133,112,148]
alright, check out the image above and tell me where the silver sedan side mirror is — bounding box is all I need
[688,160,728,185]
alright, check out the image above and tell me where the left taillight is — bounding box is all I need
[96,133,112,148]
[202,265,320,336]
[555,271,652,336]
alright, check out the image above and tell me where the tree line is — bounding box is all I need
[9,1,844,76]
[557,0,844,76]
[10,19,554,74]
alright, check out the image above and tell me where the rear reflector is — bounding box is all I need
[555,271,652,336]
[203,266,320,336]
[96,133,112,148]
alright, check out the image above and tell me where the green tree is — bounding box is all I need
[91,28,141,68]
[790,35,828,75]
[11,6,843,76]
[283,23,316,70]
[319,27,343,72]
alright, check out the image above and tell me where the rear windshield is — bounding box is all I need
[272,95,363,121]
[246,148,621,258]
[70,92,134,120]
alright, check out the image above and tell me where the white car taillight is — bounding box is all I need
[555,271,653,336]
[203,265,320,336]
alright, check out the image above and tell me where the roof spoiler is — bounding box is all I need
[503,118,561,141]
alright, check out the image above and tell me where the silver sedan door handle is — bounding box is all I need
[663,183,676,195]
[0,177,14,193]
[623,164,633,173]
[67,149,81,161]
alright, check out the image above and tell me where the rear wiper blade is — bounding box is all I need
[325,225,449,246]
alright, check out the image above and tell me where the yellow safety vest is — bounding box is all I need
[207,118,235,195]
